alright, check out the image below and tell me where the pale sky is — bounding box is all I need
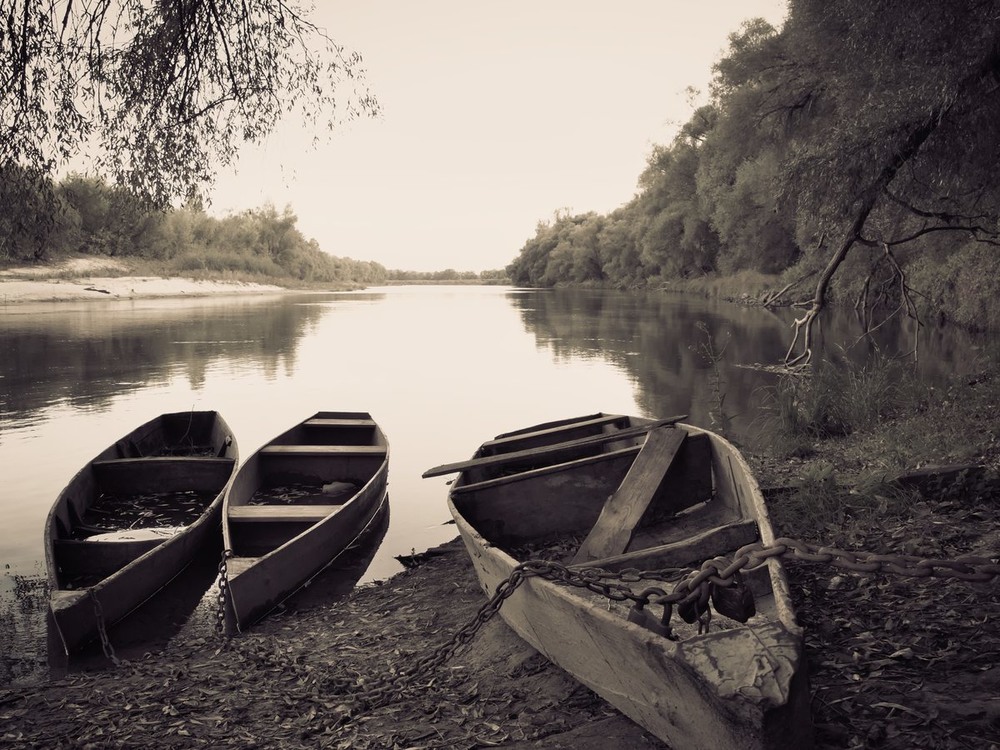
[209,1,789,272]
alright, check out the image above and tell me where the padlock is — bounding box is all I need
[711,573,756,623]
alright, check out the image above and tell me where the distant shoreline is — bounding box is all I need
[0,273,291,306]
[0,256,337,306]
[0,257,517,305]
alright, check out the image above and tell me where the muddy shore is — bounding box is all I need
[1,538,665,749]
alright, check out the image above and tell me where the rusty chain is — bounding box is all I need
[323,536,999,714]
[215,549,233,640]
[88,589,120,666]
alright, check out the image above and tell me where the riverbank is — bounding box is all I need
[3,369,999,749]
[1,271,998,748]
[0,257,292,305]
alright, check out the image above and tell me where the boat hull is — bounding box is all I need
[222,411,389,632]
[45,411,238,653]
[446,414,812,750]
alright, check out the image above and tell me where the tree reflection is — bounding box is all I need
[0,296,331,422]
[506,288,992,445]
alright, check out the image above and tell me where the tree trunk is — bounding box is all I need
[784,112,947,366]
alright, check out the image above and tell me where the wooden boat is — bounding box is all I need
[425,413,812,750]
[45,410,238,654]
[222,411,389,632]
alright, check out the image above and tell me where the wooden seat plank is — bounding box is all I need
[228,505,339,523]
[571,426,687,565]
[91,456,235,494]
[260,445,385,457]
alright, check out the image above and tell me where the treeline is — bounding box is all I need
[387,268,509,283]
[506,2,1000,331]
[0,171,387,285]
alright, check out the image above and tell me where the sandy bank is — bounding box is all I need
[0,258,288,305]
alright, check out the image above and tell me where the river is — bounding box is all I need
[0,284,992,682]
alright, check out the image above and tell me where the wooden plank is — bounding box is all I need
[422,415,687,478]
[572,427,687,564]
[260,445,386,457]
[304,418,377,428]
[481,414,629,454]
[228,505,339,523]
[92,457,235,494]
[449,446,642,496]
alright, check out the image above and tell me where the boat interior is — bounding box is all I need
[226,414,388,555]
[49,456,235,588]
[450,414,781,629]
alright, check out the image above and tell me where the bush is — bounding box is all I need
[759,354,920,454]
[169,250,283,277]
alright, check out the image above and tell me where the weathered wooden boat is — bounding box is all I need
[45,410,238,654]
[221,411,389,632]
[424,413,813,750]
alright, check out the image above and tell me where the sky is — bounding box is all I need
[208,1,789,273]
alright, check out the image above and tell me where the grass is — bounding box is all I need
[749,351,1000,536]
[756,354,922,446]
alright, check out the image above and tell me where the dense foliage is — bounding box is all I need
[3,172,386,285]
[0,0,378,273]
[0,1,377,208]
[387,268,509,283]
[506,1,1000,333]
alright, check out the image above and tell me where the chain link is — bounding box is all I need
[215,549,232,640]
[88,589,120,666]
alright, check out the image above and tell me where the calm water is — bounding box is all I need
[0,285,992,683]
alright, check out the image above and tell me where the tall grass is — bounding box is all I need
[662,270,781,301]
[771,356,918,438]
[757,354,923,457]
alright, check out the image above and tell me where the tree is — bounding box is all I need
[764,0,1000,364]
[1,1,379,214]
[636,139,720,278]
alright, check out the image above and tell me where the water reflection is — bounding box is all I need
[507,288,996,442]
[0,295,333,424]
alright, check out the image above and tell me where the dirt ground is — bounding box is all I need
[0,538,666,749]
[3,482,999,750]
